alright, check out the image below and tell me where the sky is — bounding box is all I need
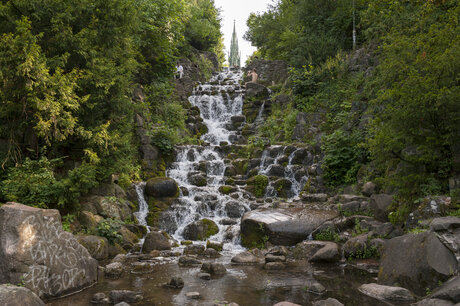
[214,0,273,66]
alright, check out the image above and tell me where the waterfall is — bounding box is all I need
[162,70,247,254]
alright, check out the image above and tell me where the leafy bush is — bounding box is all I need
[150,124,178,153]
[97,218,123,244]
[252,175,269,198]
[0,157,58,208]
[322,130,367,187]
[315,228,340,242]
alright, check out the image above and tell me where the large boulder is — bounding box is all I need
[240,208,338,247]
[142,231,171,253]
[431,276,460,303]
[183,219,219,241]
[245,82,269,99]
[293,241,340,263]
[358,283,414,301]
[0,203,98,298]
[76,235,109,260]
[370,194,393,221]
[379,231,458,295]
[0,285,44,306]
[145,177,179,198]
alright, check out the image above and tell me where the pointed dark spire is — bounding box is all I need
[229,20,241,67]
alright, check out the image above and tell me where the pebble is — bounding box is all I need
[186,292,201,299]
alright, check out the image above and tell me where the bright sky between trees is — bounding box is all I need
[214,0,273,67]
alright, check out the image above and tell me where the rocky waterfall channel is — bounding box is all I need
[1,69,459,306]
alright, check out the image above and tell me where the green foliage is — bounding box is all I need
[97,218,123,244]
[252,175,269,198]
[315,228,340,242]
[183,0,222,53]
[0,158,58,208]
[149,124,178,154]
[351,219,369,237]
[258,102,298,143]
[244,0,367,67]
[61,214,75,232]
[322,130,367,187]
[347,244,380,260]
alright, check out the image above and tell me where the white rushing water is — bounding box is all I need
[163,70,247,255]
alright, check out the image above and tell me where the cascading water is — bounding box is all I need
[133,182,150,244]
[162,70,247,255]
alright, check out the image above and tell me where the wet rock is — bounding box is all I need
[131,262,154,274]
[274,302,301,306]
[306,281,326,294]
[265,254,286,263]
[207,240,223,251]
[219,185,237,195]
[264,262,286,270]
[184,244,205,255]
[245,82,269,98]
[342,234,368,259]
[145,177,179,198]
[78,210,104,231]
[413,299,454,306]
[0,203,98,298]
[76,235,109,260]
[301,193,328,203]
[114,302,130,306]
[204,248,220,258]
[199,272,211,280]
[312,298,344,306]
[188,173,208,187]
[310,242,340,263]
[214,302,239,306]
[183,219,219,241]
[105,262,124,278]
[231,251,262,265]
[119,226,140,249]
[164,277,184,289]
[210,263,227,275]
[267,246,289,256]
[431,276,460,302]
[379,231,458,296]
[267,164,285,177]
[221,218,238,225]
[0,285,44,306]
[293,241,339,262]
[240,208,338,247]
[178,256,202,266]
[91,292,110,304]
[358,283,414,301]
[111,254,128,264]
[142,231,171,253]
[370,194,393,221]
[430,216,460,232]
[407,196,452,229]
[273,178,292,198]
[185,291,201,299]
[109,290,142,304]
[225,201,246,218]
[361,182,377,197]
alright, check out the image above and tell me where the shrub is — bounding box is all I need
[97,218,123,244]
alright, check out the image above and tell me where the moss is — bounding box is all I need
[206,240,223,251]
[181,240,193,245]
[197,218,218,240]
[146,198,170,227]
[247,175,268,198]
[241,221,267,248]
[218,185,235,195]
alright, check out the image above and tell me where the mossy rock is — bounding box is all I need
[231,159,248,175]
[183,218,219,241]
[274,178,292,198]
[246,175,269,198]
[145,177,179,198]
[240,220,267,249]
[146,198,172,227]
[218,185,236,195]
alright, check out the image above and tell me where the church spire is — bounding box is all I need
[229,20,241,67]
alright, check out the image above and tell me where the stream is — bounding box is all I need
[47,70,413,306]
